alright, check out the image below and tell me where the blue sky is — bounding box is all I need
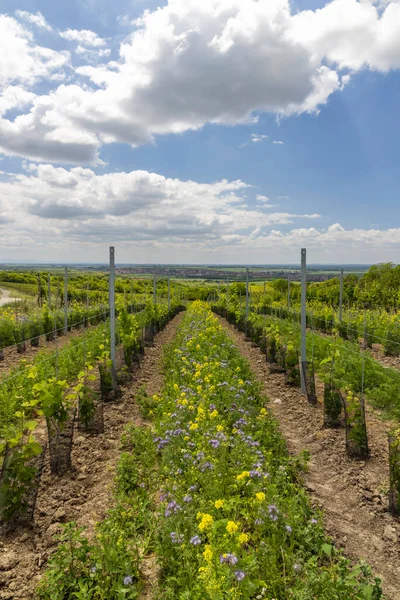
[0,0,400,264]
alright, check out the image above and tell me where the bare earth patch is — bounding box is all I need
[219,317,400,600]
[0,313,183,600]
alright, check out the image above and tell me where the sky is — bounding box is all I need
[0,0,400,265]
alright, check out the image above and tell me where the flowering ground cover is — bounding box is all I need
[37,302,382,599]
[153,302,382,599]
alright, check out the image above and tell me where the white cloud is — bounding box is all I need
[0,15,69,88]
[0,164,319,252]
[273,140,284,144]
[251,133,268,143]
[15,10,53,32]
[59,29,106,48]
[0,0,400,164]
[289,0,400,72]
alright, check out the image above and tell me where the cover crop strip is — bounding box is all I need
[152,303,381,598]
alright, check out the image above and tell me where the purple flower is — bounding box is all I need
[311,518,318,525]
[209,439,220,448]
[249,470,262,478]
[200,461,213,472]
[268,504,279,522]
[286,525,292,533]
[234,570,246,581]
[170,532,184,544]
[165,501,182,517]
[255,518,263,525]
[220,553,238,565]
[124,576,133,585]
[190,535,201,545]
[183,494,192,503]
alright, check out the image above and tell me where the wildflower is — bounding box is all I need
[236,471,250,481]
[198,513,214,531]
[123,576,133,585]
[216,424,224,432]
[238,533,249,544]
[234,570,246,581]
[90,566,97,574]
[189,423,199,431]
[268,504,279,521]
[294,563,302,573]
[209,410,219,418]
[226,521,239,535]
[190,535,202,545]
[203,545,213,563]
[214,499,224,509]
[183,494,193,503]
[255,492,265,502]
[165,501,182,517]
[170,532,184,544]
[209,439,220,448]
[220,553,238,565]
[286,525,292,533]
[311,518,318,525]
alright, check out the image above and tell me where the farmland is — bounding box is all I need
[0,263,400,599]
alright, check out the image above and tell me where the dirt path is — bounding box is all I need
[219,317,400,600]
[0,289,15,308]
[0,313,183,600]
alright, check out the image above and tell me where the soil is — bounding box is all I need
[219,317,400,600]
[0,313,184,600]
[0,326,97,380]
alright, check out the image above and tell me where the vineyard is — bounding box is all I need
[0,258,400,599]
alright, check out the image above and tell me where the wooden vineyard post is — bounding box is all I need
[339,268,344,323]
[64,267,68,334]
[109,246,117,389]
[48,273,51,308]
[245,267,249,321]
[300,248,307,394]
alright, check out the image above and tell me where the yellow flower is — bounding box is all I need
[238,533,249,544]
[226,521,239,535]
[214,499,224,509]
[196,344,201,350]
[181,398,188,406]
[189,423,199,431]
[260,407,267,416]
[203,545,213,563]
[198,514,214,531]
[255,492,265,502]
[209,410,218,418]
[216,425,224,432]
[174,383,179,391]
[236,471,250,481]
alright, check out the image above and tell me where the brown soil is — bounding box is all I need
[368,344,400,371]
[219,317,400,600]
[0,326,94,380]
[0,313,183,600]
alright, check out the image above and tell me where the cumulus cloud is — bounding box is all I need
[15,10,53,32]
[0,164,319,248]
[0,15,69,88]
[0,1,400,164]
[59,29,106,48]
